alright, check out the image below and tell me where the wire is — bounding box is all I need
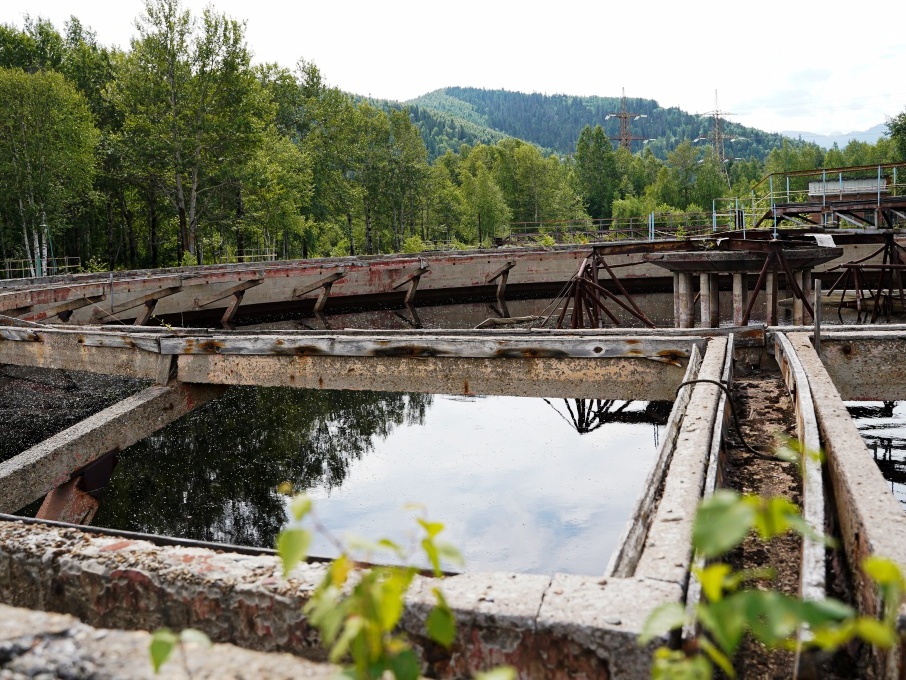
[674,378,777,460]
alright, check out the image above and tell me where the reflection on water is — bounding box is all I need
[93,388,667,575]
[847,401,906,507]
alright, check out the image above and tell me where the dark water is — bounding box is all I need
[92,387,668,575]
[847,401,906,508]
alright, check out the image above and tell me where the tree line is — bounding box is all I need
[0,1,904,276]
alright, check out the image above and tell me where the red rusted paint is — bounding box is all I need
[100,540,138,552]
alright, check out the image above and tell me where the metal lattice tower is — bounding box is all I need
[701,90,733,164]
[605,88,647,150]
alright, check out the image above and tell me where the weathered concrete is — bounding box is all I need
[634,336,728,586]
[810,330,906,400]
[0,603,336,678]
[0,382,224,513]
[788,332,906,678]
[176,354,684,401]
[0,519,681,678]
[774,333,825,602]
[607,345,703,577]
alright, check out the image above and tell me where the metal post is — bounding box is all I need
[878,165,882,208]
[814,278,822,357]
[786,176,790,203]
[822,169,827,207]
[712,200,717,232]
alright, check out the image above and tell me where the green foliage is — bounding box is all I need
[277,495,464,679]
[643,489,905,678]
[401,235,426,254]
[149,628,211,674]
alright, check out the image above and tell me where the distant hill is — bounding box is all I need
[397,87,793,161]
[780,123,888,150]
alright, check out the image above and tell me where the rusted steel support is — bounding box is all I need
[291,271,345,299]
[220,291,245,328]
[392,266,430,306]
[486,261,516,302]
[555,253,655,329]
[193,279,263,309]
[133,299,158,326]
[36,451,119,525]
[0,382,225,514]
[91,286,182,323]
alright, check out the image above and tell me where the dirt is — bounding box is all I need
[0,366,144,464]
[724,370,802,679]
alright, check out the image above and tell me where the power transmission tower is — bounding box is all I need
[605,88,648,150]
[700,90,733,164]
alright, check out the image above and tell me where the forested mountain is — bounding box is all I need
[406,87,790,161]
[0,3,903,278]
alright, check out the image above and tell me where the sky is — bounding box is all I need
[3,0,905,138]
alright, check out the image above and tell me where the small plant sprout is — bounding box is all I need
[641,489,905,679]
[276,492,467,680]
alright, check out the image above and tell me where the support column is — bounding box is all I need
[673,272,681,328]
[732,272,748,326]
[709,274,720,328]
[766,269,779,326]
[678,272,694,329]
[802,268,813,322]
[699,272,712,328]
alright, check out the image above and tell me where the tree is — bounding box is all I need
[0,68,98,275]
[459,162,510,245]
[115,0,269,263]
[574,125,617,219]
[886,112,906,162]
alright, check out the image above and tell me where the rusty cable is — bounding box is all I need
[674,378,776,460]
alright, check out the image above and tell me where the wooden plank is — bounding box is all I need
[0,382,225,513]
[193,279,263,309]
[160,333,704,361]
[291,272,345,299]
[0,333,162,379]
[92,286,182,320]
[0,327,161,352]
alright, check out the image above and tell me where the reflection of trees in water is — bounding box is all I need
[848,401,906,506]
[543,399,671,434]
[93,387,432,548]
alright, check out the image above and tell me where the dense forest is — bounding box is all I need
[0,1,904,276]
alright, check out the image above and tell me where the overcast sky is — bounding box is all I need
[3,0,905,137]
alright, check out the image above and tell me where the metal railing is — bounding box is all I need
[1,256,81,280]
[212,249,277,265]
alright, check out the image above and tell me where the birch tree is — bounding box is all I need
[0,68,97,276]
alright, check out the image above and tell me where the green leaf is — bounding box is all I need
[388,649,421,680]
[436,541,465,568]
[149,629,177,674]
[426,588,456,647]
[798,597,855,627]
[375,568,414,631]
[751,496,800,540]
[853,617,896,648]
[329,615,364,663]
[289,494,312,522]
[417,518,445,539]
[697,597,747,657]
[699,637,735,678]
[277,528,311,576]
[474,667,518,680]
[863,556,905,588]
[422,537,442,576]
[692,490,755,558]
[639,602,685,645]
[741,590,800,645]
[179,628,211,647]
[696,563,732,602]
